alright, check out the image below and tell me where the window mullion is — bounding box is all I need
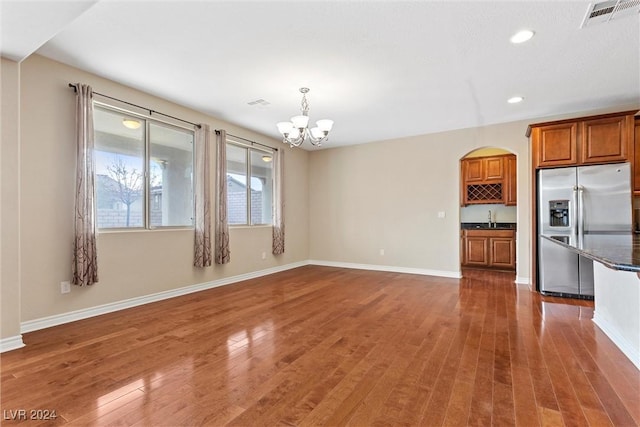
[246,147,251,226]
[144,119,151,229]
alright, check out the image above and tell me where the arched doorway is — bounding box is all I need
[460,147,517,275]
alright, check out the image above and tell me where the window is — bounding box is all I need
[226,140,273,226]
[94,105,194,229]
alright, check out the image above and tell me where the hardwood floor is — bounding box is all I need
[1,266,638,426]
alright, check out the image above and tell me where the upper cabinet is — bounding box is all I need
[505,155,517,206]
[463,156,504,183]
[461,154,516,206]
[528,111,636,169]
[634,117,640,195]
[581,115,630,164]
[532,122,578,167]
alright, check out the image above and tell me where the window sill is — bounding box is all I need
[229,224,273,230]
[98,227,194,234]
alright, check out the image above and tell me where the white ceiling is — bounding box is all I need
[2,0,639,149]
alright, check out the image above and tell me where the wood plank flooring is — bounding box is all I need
[1,266,638,426]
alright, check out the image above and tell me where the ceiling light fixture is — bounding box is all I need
[122,118,141,129]
[262,155,273,162]
[510,29,535,44]
[276,87,334,148]
[507,96,524,104]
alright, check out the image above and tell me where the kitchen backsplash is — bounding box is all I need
[460,204,517,223]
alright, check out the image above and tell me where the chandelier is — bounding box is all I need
[276,87,334,147]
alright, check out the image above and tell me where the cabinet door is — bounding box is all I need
[536,122,578,167]
[489,237,515,269]
[581,115,629,164]
[464,236,489,266]
[463,158,484,182]
[635,119,640,194]
[505,155,517,206]
[484,156,504,181]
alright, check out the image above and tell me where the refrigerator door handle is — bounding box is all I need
[572,185,579,236]
[577,185,585,236]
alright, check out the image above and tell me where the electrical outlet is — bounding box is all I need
[261,251,266,260]
[379,248,385,256]
[60,281,71,294]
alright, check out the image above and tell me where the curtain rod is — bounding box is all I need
[217,130,278,152]
[68,83,201,129]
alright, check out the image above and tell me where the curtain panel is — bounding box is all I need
[214,130,231,264]
[272,149,285,255]
[194,124,212,267]
[72,83,99,286]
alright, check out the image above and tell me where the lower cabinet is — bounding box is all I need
[461,229,515,270]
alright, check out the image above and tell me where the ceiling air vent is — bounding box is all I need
[581,0,640,27]
[247,99,270,106]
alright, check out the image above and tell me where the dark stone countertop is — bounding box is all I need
[540,233,640,273]
[461,222,517,230]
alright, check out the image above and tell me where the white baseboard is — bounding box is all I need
[515,276,531,285]
[308,259,462,279]
[0,335,25,353]
[593,312,640,371]
[20,261,309,334]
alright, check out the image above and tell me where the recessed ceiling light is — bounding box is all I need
[507,96,524,104]
[122,118,141,129]
[510,29,535,44]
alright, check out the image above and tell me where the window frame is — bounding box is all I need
[93,101,196,231]
[225,137,275,227]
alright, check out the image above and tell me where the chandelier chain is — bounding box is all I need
[301,92,309,116]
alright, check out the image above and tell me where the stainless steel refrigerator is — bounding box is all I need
[538,163,632,298]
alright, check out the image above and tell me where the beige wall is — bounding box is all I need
[16,55,309,323]
[4,53,637,339]
[464,147,510,158]
[1,58,22,340]
[308,122,532,281]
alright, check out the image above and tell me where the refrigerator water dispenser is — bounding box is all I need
[549,200,569,227]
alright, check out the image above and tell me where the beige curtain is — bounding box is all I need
[215,130,231,264]
[72,83,98,286]
[194,124,212,267]
[272,149,285,254]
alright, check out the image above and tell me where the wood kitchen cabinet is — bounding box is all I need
[532,122,578,167]
[581,115,631,164]
[464,235,489,266]
[528,110,637,292]
[461,229,515,271]
[634,117,640,194]
[505,154,517,206]
[489,237,516,269]
[529,111,636,169]
[460,154,515,206]
[462,156,503,183]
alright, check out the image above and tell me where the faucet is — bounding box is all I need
[488,210,492,228]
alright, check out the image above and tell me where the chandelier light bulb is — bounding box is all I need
[288,128,301,140]
[310,127,323,139]
[277,121,293,135]
[316,119,334,132]
[291,115,309,129]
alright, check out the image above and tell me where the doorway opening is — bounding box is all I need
[460,147,517,275]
